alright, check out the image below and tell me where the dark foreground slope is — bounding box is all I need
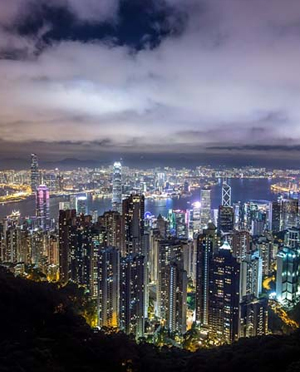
[0,268,300,372]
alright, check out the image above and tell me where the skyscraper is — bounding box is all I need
[195,223,219,325]
[222,181,231,207]
[239,295,268,338]
[270,201,281,232]
[58,209,77,284]
[240,251,262,300]
[98,247,120,328]
[208,242,240,344]
[30,153,39,193]
[157,239,182,315]
[218,206,234,233]
[276,246,300,303]
[122,194,145,256]
[99,211,122,250]
[120,254,146,339]
[75,194,88,215]
[166,261,187,334]
[281,198,299,230]
[112,162,122,214]
[36,185,50,231]
[200,187,211,230]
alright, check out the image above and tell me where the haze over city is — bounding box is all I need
[2,2,300,372]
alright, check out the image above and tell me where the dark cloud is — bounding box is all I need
[0,0,299,166]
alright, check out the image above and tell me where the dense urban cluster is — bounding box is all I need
[1,154,300,348]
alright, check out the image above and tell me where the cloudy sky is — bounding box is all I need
[0,0,300,167]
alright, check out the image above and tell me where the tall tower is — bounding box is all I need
[276,246,300,303]
[36,185,50,231]
[120,254,146,339]
[30,153,39,193]
[166,260,187,334]
[122,194,145,256]
[200,188,211,230]
[112,162,122,214]
[222,181,231,207]
[58,209,77,284]
[98,247,120,328]
[208,242,240,344]
[195,223,219,325]
[218,205,234,233]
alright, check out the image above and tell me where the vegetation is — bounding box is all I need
[1,267,300,372]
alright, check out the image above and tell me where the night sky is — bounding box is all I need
[0,0,300,167]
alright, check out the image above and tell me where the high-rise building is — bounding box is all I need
[191,201,201,235]
[255,235,273,276]
[99,211,122,250]
[166,260,187,334]
[208,242,240,344]
[36,185,50,231]
[218,206,234,233]
[30,153,39,193]
[281,198,299,230]
[276,246,300,303]
[222,182,231,207]
[75,194,88,215]
[120,254,146,339]
[270,201,281,232]
[229,230,251,262]
[98,247,120,328]
[285,227,300,249]
[170,210,188,239]
[195,223,219,325]
[157,239,184,319]
[239,295,268,338]
[240,251,262,300]
[58,209,77,284]
[122,194,145,256]
[112,162,122,214]
[156,214,168,239]
[200,188,211,230]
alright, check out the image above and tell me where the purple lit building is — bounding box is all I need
[36,185,50,230]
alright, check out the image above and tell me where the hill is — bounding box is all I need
[1,268,300,372]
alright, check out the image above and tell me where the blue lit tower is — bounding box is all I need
[222,181,232,207]
[112,162,122,214]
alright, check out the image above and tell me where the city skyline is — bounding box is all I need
[0,1,300,167]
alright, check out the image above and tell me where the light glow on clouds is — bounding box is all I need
[0,0,300,161]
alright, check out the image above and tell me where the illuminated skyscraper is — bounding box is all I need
[120,254,146,339]
[122,194,145,256]
[230,230,251,262]
[166,261,187,334]
[222,181,231,207]
[195,223,219,325]
[208,242,240,344]
[59,209,77,284]
[112,162,122,214]
[36,185,50,231]
[239,296,268,338]
[270,201,281,232]
[276,246,300,303]
[98,247,120,328]
[281,198,299,230]
[200,188,211,230]
[99,211,122,250]
[218,206,234,233]
[75,194,88,215]
[240,251,262,300]
[30,153,39,193]
[156,239,184,320]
